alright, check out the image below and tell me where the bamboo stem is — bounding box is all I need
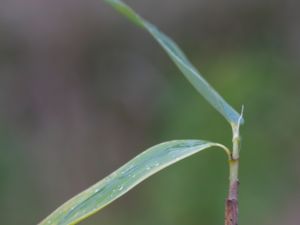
[225,159,239,225]
[225,111,242,225]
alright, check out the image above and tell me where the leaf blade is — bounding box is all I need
[39,140,228,225]
[105,0,244,125]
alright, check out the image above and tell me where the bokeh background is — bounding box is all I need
[0,0,300,224]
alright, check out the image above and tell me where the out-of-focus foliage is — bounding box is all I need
[0,0,300,225]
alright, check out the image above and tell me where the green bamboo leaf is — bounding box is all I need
[105,0,244,125]
[39,140,229,225]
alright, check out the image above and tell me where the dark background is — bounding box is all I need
[0,0,299,224]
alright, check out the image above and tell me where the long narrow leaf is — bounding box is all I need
[105,0,244,125]
[39,140,229,225]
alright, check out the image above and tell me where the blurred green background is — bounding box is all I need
[0,0,299,224]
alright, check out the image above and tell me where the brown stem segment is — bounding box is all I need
[225,179,239,225]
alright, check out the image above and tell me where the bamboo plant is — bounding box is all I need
[39,0,244,224]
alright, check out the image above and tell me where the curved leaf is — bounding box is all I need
[39,140,229,225]
[105,0,244,125]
